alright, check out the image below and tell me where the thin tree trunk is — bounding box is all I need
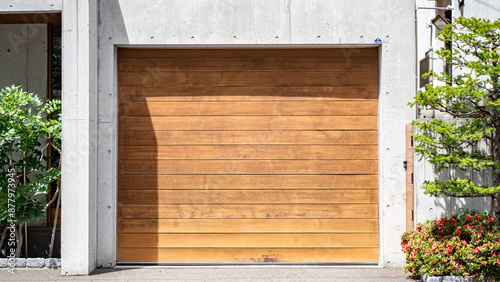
[492,194,500,219]
[492,125,500,218]
[48,185,60,258]
[15,222,24,258]
[48,153,62,258]
[24,223,27,258]
[0,222,8,248]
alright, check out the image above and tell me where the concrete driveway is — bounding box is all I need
[0,266,412,281]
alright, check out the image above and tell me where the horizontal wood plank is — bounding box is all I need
[119,116,378,131]
[118,145,378,160]
[119,71,378,87]
[117,218,379,233]
[118,189,378,204]
[118,204,378,219]
[119,86,379,102]
[117,48,379,263]
[119,101,378,116]
[118,130,378,146]
[118,48,379,58]
[117,247,379,263]
[118,175,378,190]
[119,57,378,72]
[118,159,378,175]
[118,233,379,248]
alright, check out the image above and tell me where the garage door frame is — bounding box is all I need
[114,45,381,265]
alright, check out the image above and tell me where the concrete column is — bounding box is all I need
[61,0,98,275]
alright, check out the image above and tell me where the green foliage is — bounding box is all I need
[0,85,61,224]
[402,211,500,280]
[410,17,500,198]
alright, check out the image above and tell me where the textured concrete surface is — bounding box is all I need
[26,258,45,268]
[0,0,62,12]
[45,258,62,268]
[97,0,417,270]
[0,267,411,281]
[60,0,99,275]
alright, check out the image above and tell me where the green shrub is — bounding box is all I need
[0,85,61,256]
[402,211,500,280]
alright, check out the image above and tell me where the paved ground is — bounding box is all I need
[0,267,413,281]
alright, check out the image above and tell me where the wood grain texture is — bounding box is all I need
[117,248,379,263]
[118,145,378,160]
[119,71,378,87]
[119,57,378,72]
[119,116,378,131]
[118,204,378,219]
[118,48,379,58]
[118,130,378,146]
[117,218,379,233]
[117,48,379,263]
[406,124,415,232]
[118,159,378,175]
[118,189,378,204]
[119,101,378,116]
[119,86,379,101]
[0,13,61,24]
[118,175,378,190]
[118,233,379,248]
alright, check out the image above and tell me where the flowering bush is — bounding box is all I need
[401,212,500,280]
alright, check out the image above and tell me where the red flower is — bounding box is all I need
[446,247,453,253]
[489,217,495,223]
[467,215,472,220]
[478,215,481,220]
[475,247,480,254]
[451,219,457,225]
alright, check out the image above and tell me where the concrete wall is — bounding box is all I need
[413,0,499,224]
[0,24,47,99]
[0,0,61,13]
[97,0,416,268]
[456,0,500,20]
[60,0,98,275]
[0,0,422,273]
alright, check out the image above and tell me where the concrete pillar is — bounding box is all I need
[60,0,98,275]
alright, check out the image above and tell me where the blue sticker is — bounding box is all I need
[374,38,382,44]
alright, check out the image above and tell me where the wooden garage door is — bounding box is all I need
[117,48,379,263]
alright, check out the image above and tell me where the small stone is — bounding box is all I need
[424,276,443,282]
[443,277,461,282]
[45,258,61,268]
[0,259,7,268]
[14,258,26,268]
[27,258,45,268]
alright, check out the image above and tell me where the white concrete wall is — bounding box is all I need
[0,0,61,13]
[97,0,416,268]
[60,0,98,275]
[0,24,47,99]
[455,0,500,20]
[413,0,498,224]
